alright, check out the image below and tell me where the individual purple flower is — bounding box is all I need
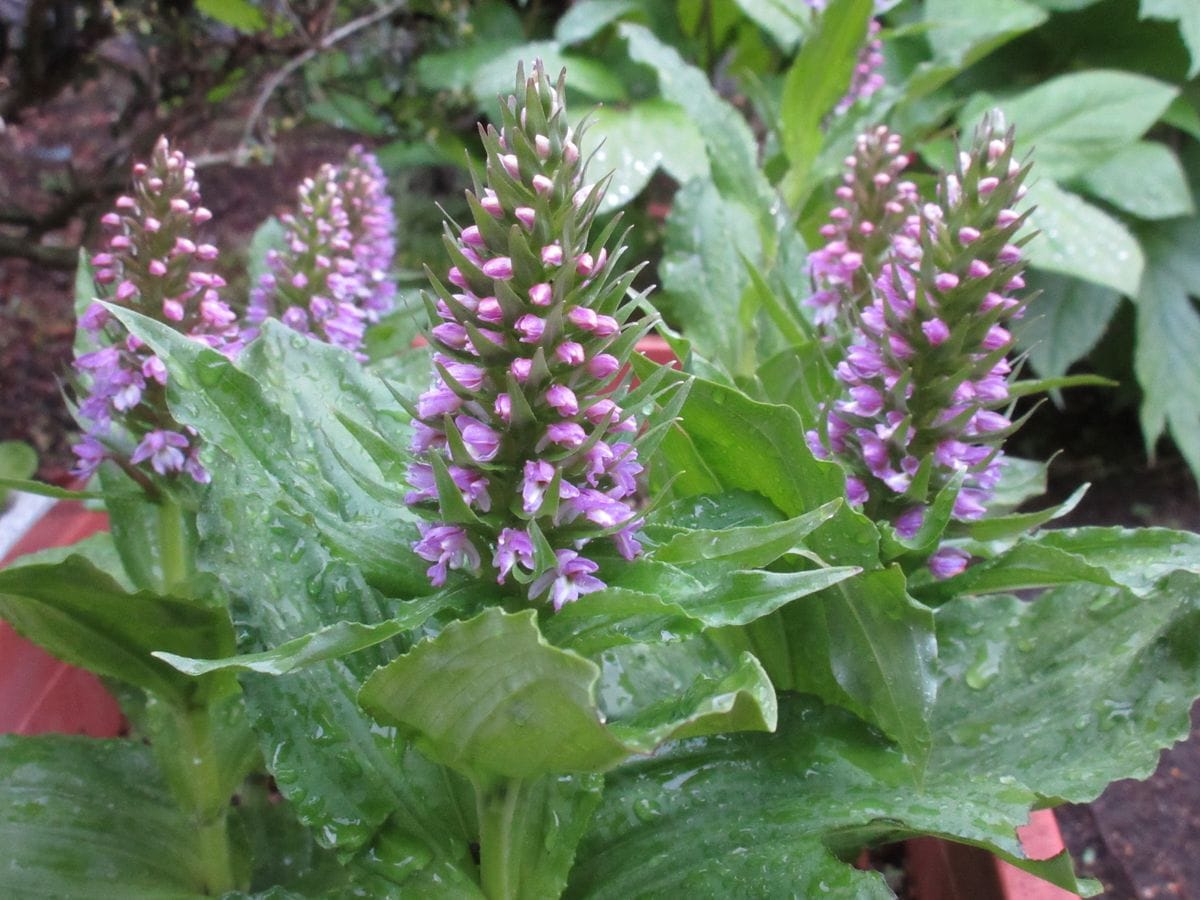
[244,146,396,356]
[529,549,606,611]
[405,62,663,607]
[71,137,232,484]
[414,524,482,587]
[810,116,1032,578]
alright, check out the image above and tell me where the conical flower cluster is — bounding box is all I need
[73,136,239,483]
[804,2,886,115]
[807,125,918,326]
[808,117,1031,577]
[244,146,396,356]
[406,62,656,609]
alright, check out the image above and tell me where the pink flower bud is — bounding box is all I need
[568,307,598,330]
[535,135,551,159]
[533,174,554,195]
[511,358,533,382]
[482,257,514,280]
[958,227,981,245]
[144,217,161,233]
[193,207,213,223]
[462,226,484,246]
[968,260,992,278]
[500,154,521,178]
[934,273,960,292]
[515,207,536,229]
[556,341,585,366]
[163,299,185,321]
[195,244,219,261]
[542,244,563,266]
[116,280,137,301]
[529,283,552,306]
[515,314,544,343]
[587,353,620,379]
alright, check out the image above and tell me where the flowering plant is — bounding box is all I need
[2,52,1200,900]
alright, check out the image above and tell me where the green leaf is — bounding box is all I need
[306,94,390,136]
[583,101,710,213]
[554,0,642,44]
[472,43,628,103]
[104,310,426,596]
[1140,0,1200,77]
[653,499,843,567]
[0,736,208,897]
[903,0,1047,102]
[966,484,1089,543]
[0,442,36,495]
[566,695,1086,899]
[540,586,703,655]
[658,179,761,372]
[620,24,774,213]
[154,604,441,676]
[1078,141,1195,220]
[677,564,864,628]
[983,71,1178,181]
[0,554,232,701]
[933,572,1200,802]
[779,0,872,199]
[1135,219,1200,475]
[731,0,807,50]
[0,530,130,586]
[772,566,937,763]
[359,609,776,780]
[196,0,265,32]
[1024,180,1146,296]
[1013,270,1122,378]
[924,526,1200,600]
[0,476,98,501]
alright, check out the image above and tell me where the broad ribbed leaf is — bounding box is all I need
[0,736,206,897]
[1014,270,1122,378]
[658,178,761,372]
[565,696,1083,899]
[570,569,1200,897]
[620,24,774,213]
[986,71,1178,181]
[1024,181,1145,296]
[359,609,777,780]
[105,309,427,597]
[1078,141,1195,220]
[583,101,710,213]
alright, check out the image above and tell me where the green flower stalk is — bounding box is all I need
[406,62,656,609]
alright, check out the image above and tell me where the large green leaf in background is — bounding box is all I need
[984,70,1178,181]
[1135,218,1200,477]
[658,178,762,373]
[1014,270,1122,379]
[620,24,775,216]
[779,0,873,202]
[1140,0,1200,77]
[581,101,710,213]
[1078,141,1195,220]
[904,0,1048,102]
[568,566,1200,898]
[1023,180,1146,296]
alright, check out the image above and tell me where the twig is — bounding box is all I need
[236,1,406,164]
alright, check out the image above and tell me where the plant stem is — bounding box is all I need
[477,777,522,900]
[157,493,193,593]
[176,700,238,895]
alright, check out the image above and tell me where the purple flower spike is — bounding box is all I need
[244,145,396,356]
[405,61,654,607]
[810,116,1032,577]
[130,429,190,476]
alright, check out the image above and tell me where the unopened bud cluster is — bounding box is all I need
[807,126,918,326]
[73,137,237,483]
[808,117,1031,578]
[406,63,650,609]
[245,146,396,356]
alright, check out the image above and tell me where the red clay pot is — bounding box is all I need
[0,501,123,738]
